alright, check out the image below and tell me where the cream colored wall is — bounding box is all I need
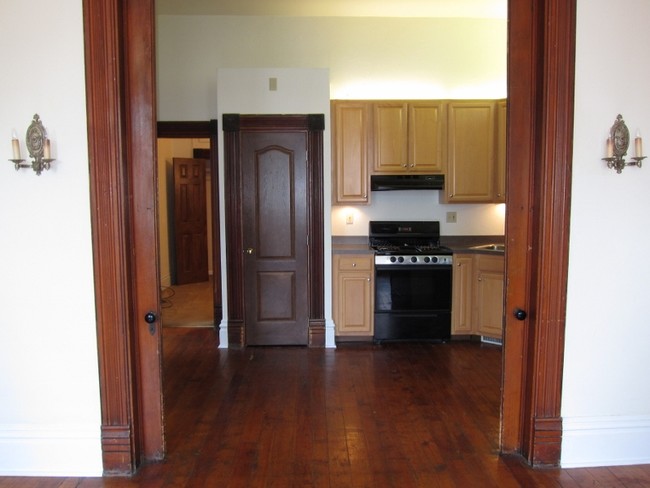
[157,138,214,288]
[157,16,506,120]
[561,0,650,467]
[0,0,102,476]
[156,14,507,237]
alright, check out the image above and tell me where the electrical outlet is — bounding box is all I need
[446,211,457,224]
[346,214,354,225]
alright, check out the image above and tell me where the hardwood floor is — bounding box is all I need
[161,278,214,328]
[1,329,649,487]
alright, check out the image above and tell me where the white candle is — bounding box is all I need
[43,139,51,159]
[635,130,643,158]
[11,132,20,160]
[606,136,613,158]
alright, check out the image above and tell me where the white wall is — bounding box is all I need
[0,0,102,477]
[561,0,650,467]
[156,15,507,120]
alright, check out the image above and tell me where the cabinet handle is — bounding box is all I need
[352,263,356,267]
[409,163,414,168]
[402,163,407,167]
[367,278,370,282]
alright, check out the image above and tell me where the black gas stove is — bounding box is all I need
[369,221,453,266]
[369,221,453,343]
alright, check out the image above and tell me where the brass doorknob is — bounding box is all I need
[244,248,254,255]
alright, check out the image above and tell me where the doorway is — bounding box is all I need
[157,122,223,331]
[83,0,575,473]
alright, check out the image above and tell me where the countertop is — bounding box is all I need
[332,236,506,255]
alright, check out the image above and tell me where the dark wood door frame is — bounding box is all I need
[501,0,576,466]
[157,121,223,322]
[83,0,575,474]
[222,114,326,348]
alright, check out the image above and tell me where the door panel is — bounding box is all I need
[173,158,209,285]
[242,133,309,345]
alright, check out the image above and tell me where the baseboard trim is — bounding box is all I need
[0,423,102,476]
[562,415,650,467]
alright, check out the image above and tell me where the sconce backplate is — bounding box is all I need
[26,114,46,159]
[611,114,630,157]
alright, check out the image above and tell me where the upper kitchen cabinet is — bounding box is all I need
[373,101,446,174]
[495,99,507,203]
[332,101,371,205]
[443,100,496,203]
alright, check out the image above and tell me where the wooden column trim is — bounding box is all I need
[83,0,138,474]
[223,115,245,347]
[308,120,325,347]
[527,0,576,466]
[503,0,576,467]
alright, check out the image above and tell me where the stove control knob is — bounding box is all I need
[390,256,397,263]
[410,256,418,263]
[423,256,430,263]
[397,256,404,263]
[431,256,439,263]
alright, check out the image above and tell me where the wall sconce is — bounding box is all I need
[9,114,55,175]
[602,114,645,174]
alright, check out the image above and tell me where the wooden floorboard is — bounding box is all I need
[1,328,649,487]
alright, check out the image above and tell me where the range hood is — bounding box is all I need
[370,174,444,191]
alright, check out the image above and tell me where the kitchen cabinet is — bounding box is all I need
[451,252,504,339]
[443,100,496,203]
[475,254,505,339]
[333,254,374,337]
[373,101,446,174]
[451,253,474,335]
[495,99,507,203]
[332,101,371,204]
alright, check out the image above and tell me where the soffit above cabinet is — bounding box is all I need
[156,0,506,19]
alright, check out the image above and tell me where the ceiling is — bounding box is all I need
[155,0,507,19]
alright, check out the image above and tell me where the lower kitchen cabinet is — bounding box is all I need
[333,254,374,337]
[451,254,474,334]
[452,252,504,339]
[475,254,505,338]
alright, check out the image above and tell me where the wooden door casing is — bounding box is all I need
[241,133,310,345]
[173,157,209,285]
[501,0,576,466]
[83,0,164,473]
[223,114,325,348]
[83,0,575,473]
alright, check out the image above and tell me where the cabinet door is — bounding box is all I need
[495,99,507,203]
[476,255,504,338]
[409,101,446,173]
[451,254,474,335]
[333,255,374,336]
[332,101,370,204]
[373,102,409,173]
[445,100,496,202]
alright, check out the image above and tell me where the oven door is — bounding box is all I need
[374,264,452,342]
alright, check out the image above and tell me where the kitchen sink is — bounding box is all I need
[469,243,505,252]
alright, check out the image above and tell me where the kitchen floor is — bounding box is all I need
[161,277,214,327]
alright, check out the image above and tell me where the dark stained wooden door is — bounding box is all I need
[173,158,209,285]
[241,133,309,345]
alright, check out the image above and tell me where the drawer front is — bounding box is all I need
[337,255,373,271]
